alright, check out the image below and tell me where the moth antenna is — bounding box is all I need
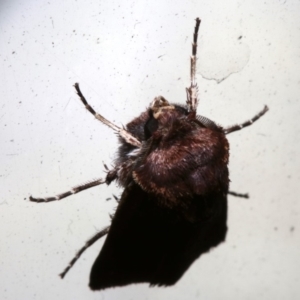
[74,83,141,148]
[59,226,110,279]
[224,105,269,135]
[29,178,105,203]
[186,18,201,113]
[228,191,249,199]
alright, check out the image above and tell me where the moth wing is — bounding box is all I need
[89,182,227,290]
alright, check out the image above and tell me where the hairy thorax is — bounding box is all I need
[116,97,229,206]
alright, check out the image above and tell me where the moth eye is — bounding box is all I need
[144,116,158,139]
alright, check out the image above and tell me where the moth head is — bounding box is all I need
[150,96,175,119]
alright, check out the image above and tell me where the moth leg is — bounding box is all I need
[60,226,110,279]
[186,18,201,113]
[224,105,269,135]
[29,178,105,203]
[74,83,141,148]
[228,191,249,198]
[30,162,121,203]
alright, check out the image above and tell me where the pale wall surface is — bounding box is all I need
[1,0,299,299]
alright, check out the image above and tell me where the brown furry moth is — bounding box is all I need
[30,18,268,290]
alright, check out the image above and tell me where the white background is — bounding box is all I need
[1,0,299,299]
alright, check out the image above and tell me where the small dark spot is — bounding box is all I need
[238,36,242,40]
[106,198,111,201]
[290,226,295,232]
[12,51,15,54]
[274,227,278,231]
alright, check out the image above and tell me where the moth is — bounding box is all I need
[30,18,268,290]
